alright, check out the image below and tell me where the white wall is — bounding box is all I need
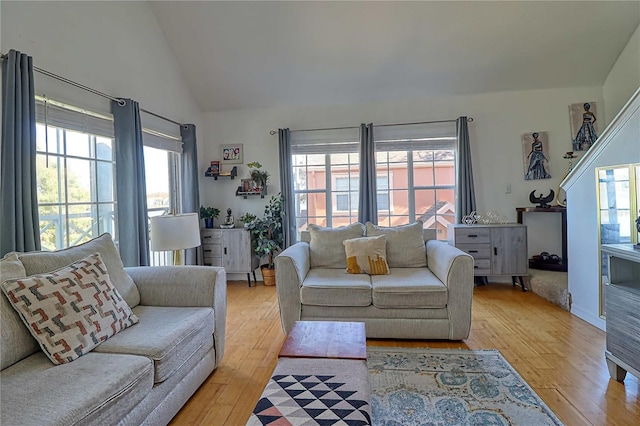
[603,24,640,123]
[202,86,604,270]
[1,1,201,140]
[562,22,640,330]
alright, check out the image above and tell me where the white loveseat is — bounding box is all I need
[275,222,474,340]
[0,234,226,426]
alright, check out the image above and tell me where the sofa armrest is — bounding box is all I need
[275,242,311,334]
[426,241,474,339]
[125,265,227,364]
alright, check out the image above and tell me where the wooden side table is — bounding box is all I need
[516,206,567,272]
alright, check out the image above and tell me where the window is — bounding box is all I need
[291,128,361,232]
[36,100,116,251]
[374,122,457,239]
[288,122,458,241]
[334,176,391,212]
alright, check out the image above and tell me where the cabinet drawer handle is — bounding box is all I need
[494,247,498,255]
[474,266,478,269]
[204,249,212,253]
[468,234,478,238]
[203,235,212,240]
[204,263,211,266]
[224,247,227,255]
[468,250,478,253]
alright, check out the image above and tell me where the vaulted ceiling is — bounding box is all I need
[150,1,640,112]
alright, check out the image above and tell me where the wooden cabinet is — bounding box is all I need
[602,244,640,381]
[448,224,528,291]
[200,228,259,286]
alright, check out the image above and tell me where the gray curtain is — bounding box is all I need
[278,128,295,246]
[358,123,377,224]
[0,49,41,256]
[111,98,150,266]
[456,116,476,223]
[180,124,200,265]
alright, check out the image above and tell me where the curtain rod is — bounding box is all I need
[268,117,473,135]
[1,52,185,128]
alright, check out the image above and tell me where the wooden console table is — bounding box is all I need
[516,206,567,272]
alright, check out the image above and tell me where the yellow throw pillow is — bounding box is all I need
[343,235,389,275]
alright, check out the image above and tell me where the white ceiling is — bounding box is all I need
[150,1,640,112]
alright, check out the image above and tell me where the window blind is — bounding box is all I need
[290,127,360,155]
[36,99,115,139]
[374,121,456,151]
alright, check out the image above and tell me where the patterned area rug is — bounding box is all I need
[368,347,563,425]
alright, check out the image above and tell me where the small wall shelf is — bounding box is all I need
[236,186,267,199]
[205,166,237,180]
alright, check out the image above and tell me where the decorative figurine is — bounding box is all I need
[529,190,555,208]
[220,208,235,229]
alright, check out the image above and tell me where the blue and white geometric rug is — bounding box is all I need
[368,347,564,426]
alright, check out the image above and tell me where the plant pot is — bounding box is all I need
[261,265,276,286]
[204,218,214,228]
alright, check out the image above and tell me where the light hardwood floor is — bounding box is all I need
[170,281,640,425]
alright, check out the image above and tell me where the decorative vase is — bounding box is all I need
[261,265,276,286]
[204,218,214,229]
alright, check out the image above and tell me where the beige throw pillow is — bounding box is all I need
[1,253,40,369]
[308,222,365,268]
[365,221,427,268]
[1,253,139,365]
[343,235,389,275]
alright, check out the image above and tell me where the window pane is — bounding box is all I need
[434,150,455,161]
[144,147,171,214]
[415,189,436,218]
[96,162,115,202]
[39,205,63,251]
[434,160,455,184]
[413,150,434,162]
[96,137,113,161]
[36,124,62,154]
[66,158,94,203]
[414,163,435,186]
[389,189,409,215]
[304,192,327,220]
[37,154,65,204]
[336,193,349,211]
[67,204,95,247]
[388,151,408,163]
[98,203,116,236]
[65,130,91,158]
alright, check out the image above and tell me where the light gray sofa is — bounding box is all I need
[275,222,474,340]
[0,234,226,426]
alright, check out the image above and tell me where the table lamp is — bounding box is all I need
[150,213,201,265]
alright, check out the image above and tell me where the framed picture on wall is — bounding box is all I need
[221,144,243,164]
[522,131,552,180]
[569,101,599,151]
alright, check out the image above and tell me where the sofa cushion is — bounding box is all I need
[366,221,427,268]
[0,351,153,426]
[1,253,39,370]
[372,268,448,308]
[301,269,372,307]
[309,223,365,268]
[343,235,389,275]
[94,306,214,383]
[17,233,140,308]
[1,253,139,365]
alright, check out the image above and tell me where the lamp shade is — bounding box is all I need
[150,213,201,251]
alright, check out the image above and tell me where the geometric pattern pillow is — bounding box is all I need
[343,235,389,275]
[0,253,139,365]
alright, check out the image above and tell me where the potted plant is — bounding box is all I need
[247,161,270,191]
[239,212,258,229]
[247,194,284,286]
[199,206,220,229]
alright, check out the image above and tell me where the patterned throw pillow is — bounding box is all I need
[343,235,389,275]
[365,221,427,268]
[1,253,138,365]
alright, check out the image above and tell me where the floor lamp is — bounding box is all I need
[150,213,201,265]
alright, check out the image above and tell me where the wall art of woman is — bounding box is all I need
[573,102,598,151]
[524,132,552,180]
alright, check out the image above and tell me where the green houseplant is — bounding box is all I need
[199,206,220,229]
[246,161,270,190]
[239,212,258,229]
[247,194,284,286]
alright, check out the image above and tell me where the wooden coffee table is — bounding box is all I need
[278,320,367,360]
